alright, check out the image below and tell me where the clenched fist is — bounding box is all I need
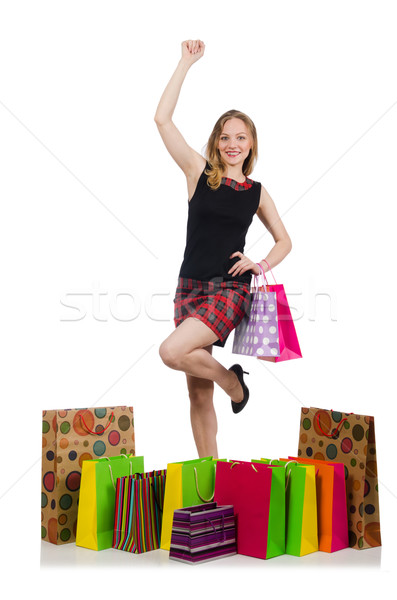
[181,39,205,66]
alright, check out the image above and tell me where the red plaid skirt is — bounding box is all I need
[173,277,251,348]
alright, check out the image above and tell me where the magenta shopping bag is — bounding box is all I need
[232,273,280,358]
[257,266,302,363]
[214,460,285,559]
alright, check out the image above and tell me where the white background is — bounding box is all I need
[0,0,396,596]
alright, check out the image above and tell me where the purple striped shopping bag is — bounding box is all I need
[169,502,237,564]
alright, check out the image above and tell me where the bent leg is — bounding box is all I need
[187,344,218,459]
[159,317,243,403]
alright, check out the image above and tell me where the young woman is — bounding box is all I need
[155,40,292,458]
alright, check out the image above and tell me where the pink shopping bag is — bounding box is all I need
[214,460,285,559]
[257,263,302,362]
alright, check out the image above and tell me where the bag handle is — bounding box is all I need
[205,514,226,544]
[120,454,133,476]
[133,471,164,512]
[80,411,114,435]
[151,480,165,513]
[284,460,298,491]
[315,411,352,438]
[97,457,117,489]
[98,454,132,489]
[252,269,269,293]
[258,260,278,284]
[230,461,258,472]
[193,467,215,502]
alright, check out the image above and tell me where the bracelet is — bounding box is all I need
[261,259,271,270]
[258,259,277,284]
[256,262,265,275]
[256,260,269,274]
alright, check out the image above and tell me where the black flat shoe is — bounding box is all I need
[228,364,250,414]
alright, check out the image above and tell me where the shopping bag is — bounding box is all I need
[113,469,166,553]
[232,272,280,358]
[297,407,381,549]
[256,266,302,362]
[76,454,144,551]
[284,456,349,552]
[255,459,318,556]
[214,460,285,559]
[160,457,217,551]
[41,405,136,544]
[169,502,237,564]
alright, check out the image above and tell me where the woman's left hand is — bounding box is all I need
[228,252,261,277]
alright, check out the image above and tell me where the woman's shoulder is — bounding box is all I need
[244,174,262,193]
[249,176,262,194]
[253,178,262,189]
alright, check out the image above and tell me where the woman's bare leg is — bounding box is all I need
[159,317,244,403]
[187,344,218,459]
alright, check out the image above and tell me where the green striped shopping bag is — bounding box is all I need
[112,470,166,553]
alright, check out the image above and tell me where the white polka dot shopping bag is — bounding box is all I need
[232,278,280,358]
[233,266,302,362]
[233,267,302,361]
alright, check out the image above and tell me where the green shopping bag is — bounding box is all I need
[76,454,144,550]
[160,456,218,551]
[256,459,318,556]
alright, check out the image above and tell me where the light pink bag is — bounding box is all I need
[232,271,280,359]
[257,262,302,362]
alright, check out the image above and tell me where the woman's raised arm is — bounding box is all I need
[154,40,206,178]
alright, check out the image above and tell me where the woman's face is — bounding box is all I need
[217,118,252,169]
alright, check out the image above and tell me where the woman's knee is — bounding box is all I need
[159,340,183,369]
[188,384,214,407]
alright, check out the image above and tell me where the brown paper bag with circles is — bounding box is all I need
[41,406,136,544]
[297,407,381,549]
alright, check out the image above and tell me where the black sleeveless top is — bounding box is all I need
[178,162,262,284]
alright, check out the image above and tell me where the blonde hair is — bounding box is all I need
[204,109,258,190]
